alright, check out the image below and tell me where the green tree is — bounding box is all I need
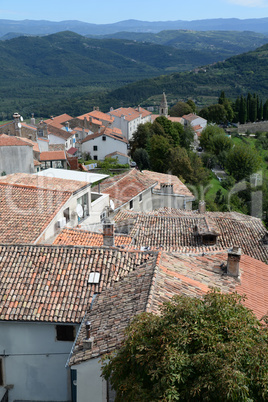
[149,134,171,172]
[133,148,150,170]
[129,122,151,158]
[154,116,180,147]
[225,144,262,181]
[180,126,194,150]
[169,101,193,117]
[102,290,268,402]
[199,104,227,124]
[199,125,226,151]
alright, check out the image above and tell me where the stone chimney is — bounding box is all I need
[227,246,242,277]
[160,183,173,194]
[13,112,21,137]
[31,113,36,126]
[198,200,206,214]
[83,320,94,350]
[103,219,114,247]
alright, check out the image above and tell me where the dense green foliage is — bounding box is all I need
[102,290,268,401]
[102,43,268,110]
[129,117,208,184]
[0,30,239,118]
[0,31,268,118]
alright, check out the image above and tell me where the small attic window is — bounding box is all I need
[56,325,75,342]
[88,272,100,284]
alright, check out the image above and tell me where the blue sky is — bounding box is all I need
[1,0,268,24]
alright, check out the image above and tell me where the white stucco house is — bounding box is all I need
[81,127,128,162]
[108,106,152,141]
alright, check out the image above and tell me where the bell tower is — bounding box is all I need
[159,92,168,117]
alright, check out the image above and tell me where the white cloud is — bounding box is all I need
[227,0,268,6]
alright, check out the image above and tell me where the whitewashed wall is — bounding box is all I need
[0,321,79,402]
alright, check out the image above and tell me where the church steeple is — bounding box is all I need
[159,92,168,117]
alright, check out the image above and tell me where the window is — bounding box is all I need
[139,194,142,202]
[102,136,106,141]
[0,358,3,386]
[129,200,133,209]
[77,193,89,222]
[94,155,98,160]
[93,145,98,151]
[63,207,70,223]
[56,325,75,342]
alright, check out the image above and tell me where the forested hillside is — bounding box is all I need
[100,30,268,59]
[99,43,268,110]
[0,32,268,118]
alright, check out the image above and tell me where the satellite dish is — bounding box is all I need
[18,122,22,128]
[20,116,24,121]
[76,204,83,218]
[110,200,115,211]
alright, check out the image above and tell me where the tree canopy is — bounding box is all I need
[101,289,268,402]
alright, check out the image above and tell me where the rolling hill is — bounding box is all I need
[0,18,268,36]
[98,43,268,109]
[0,31,267,118]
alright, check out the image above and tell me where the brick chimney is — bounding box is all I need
[198,200,206,214]
[103,219,114,247]
[227,246,241,277]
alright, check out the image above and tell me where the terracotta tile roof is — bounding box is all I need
[0,244,157,323]
[69,249,267,365]
[182,113,206,123]
[53,228,132,248]
[134,107,152,118]
[168,116,184,123]
[113,209,268,262]
[33,159,41,166]
[78,110,114,124]
[44,114,73,129]
[0,185,71,244]
[0,173,89,193]
[69,258,159,365]
[49,143,65,151]
[67,147,78,155]
[142,170,194,197]
[105,151,129,158]
[40,151,66,161]
[81,126,127,144]
[21,123,37,131]
[92,169,157,209]
[0,134,32,147]
[47,125,73,141]
[109,107,141,122]
[17,137,40,153]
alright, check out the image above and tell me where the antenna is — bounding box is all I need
[76,204,83,218]
[18,122,22,128]
[20,116,24,122]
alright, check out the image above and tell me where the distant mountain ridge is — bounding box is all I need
[0,17,268,38]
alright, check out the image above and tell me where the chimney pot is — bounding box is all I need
[199,200,206,214]
[85,320,91,339]
[227,246,241,278]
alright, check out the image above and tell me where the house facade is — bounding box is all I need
[108,107,152,141]
[0,135,34,175]
[81,127,128,161]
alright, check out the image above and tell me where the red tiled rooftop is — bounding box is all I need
[53,228,132,247]
[0,185,71,244]
[109,107,141,122]
[17,137,40,153]
[0,173,89,193]
[77,110,114,124]
[40,151,66,161]
[0,134,32,147]
[92,169,157,209]
[0,244,157,323]
[44,114,73,129]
